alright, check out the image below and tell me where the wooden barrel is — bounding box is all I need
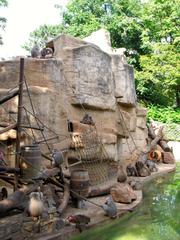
[148,150,162,161]
[70,169,89,198]
[20,144,42,180]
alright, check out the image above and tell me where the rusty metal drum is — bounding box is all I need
[70,169,89,198]
[20,144,42,180]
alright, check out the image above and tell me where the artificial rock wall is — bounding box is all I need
[0,30,148,165]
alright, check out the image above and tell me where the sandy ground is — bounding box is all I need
[168,141,180,161]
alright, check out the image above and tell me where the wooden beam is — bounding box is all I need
[0,122,44,131]
[0,166,20,174]
[0,89,19,105]
[0,123,17,134]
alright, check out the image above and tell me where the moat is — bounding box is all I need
[70,162,180,240]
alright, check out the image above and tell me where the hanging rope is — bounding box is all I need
[24,76,51,152]
[61,68,87,115]
[23,107,36,142]
[116,103,138,153]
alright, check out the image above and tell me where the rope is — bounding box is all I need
[117,103,138,153]
[23,107,58,137]
[7,84,19,94]
[24,76,51,152]
[24,107,36,142]
[61,68,87,115]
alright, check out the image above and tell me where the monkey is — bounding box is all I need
[28,191,44,220]
[31,44,40,58]
[0,187,8,200]
[102,196,117,219]
[80,113,95,125]
[126,164,138,177]
[51,149,64,167]
[40,47,47,58]
[66,214,90,232]
[40,47,53,58]
[27,191,44,233]
[146,160,158,172]
[135,161,151,177]
[128,180,143,190]
[51,149,65,182]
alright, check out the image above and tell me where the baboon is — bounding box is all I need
[66,214,90,232]
[0,187,8,200]
[80,113,95,125]
[126,164,138,176]
[31,44,40,58]
[146,160,158,172]
[136,161,151,177]
[28,192,44,219]
[128,180,143,190]
[40,47,53,58]
[51,149,64,167]
[102,196,117,219]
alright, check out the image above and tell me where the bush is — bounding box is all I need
[146,105,180,124]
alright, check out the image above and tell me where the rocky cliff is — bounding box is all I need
[0,29,148,167]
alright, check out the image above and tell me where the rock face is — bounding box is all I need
[0,29,148,167]
[110,182,137,203]
[72,45,115,110]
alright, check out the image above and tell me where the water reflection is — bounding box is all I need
[70,163,180,240]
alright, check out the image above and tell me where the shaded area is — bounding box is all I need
[70,163,180,240]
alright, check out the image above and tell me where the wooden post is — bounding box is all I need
[14,58,24,190]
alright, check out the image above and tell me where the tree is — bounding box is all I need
[0,0,8,45]
[135,0,180,107]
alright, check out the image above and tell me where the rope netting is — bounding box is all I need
[69,125,118,186]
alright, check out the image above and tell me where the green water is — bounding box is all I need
[70,163,180,240]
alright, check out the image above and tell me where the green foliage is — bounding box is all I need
[135,42,180,106]
[0,0,7,7]
[147,105,180,124]
[135,0,180,106]
[0,0,8,45]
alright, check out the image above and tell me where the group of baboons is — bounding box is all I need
[31,44,53,59]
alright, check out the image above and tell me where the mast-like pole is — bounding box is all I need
[14,58,24,190]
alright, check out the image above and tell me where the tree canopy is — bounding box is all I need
[0,0,8,45]
[24,0,180,107]
[136,0,180,107]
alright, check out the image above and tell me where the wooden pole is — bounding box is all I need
[14,58,24,190]
[0,123,17,134]
[0,89,19,105]
[0,166,20,174]
[0,122,44,131]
